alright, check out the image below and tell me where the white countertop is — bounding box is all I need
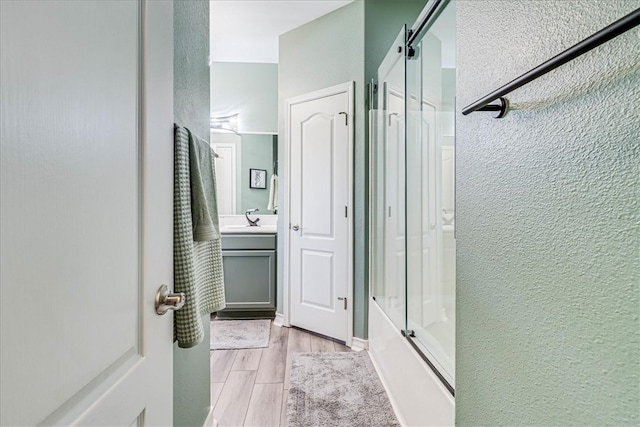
[219,215,278,235]
[220,224,277,234]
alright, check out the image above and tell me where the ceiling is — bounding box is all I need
[210,0,353,64]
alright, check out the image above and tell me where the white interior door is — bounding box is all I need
[0,1,174,425]
[287,83,353,343]
[212,134,240,215]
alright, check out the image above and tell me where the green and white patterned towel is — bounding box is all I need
[174,125,226,348]
[189,129,221,241]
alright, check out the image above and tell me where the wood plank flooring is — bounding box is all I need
[209,322,349,427]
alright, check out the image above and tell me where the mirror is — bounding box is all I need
[210,60,279,216]
[211,131,278,215]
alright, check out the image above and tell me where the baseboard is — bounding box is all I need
[273,312,285,327]
[350,337,369,351]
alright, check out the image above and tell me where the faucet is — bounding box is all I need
[245,208,260,226]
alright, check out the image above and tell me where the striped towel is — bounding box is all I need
[174,124,226,348]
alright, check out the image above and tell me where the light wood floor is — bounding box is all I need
[209,322,350,427]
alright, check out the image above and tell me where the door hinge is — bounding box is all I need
[338,111,347,126]
[337,297,347,310]
[345,206,348,217]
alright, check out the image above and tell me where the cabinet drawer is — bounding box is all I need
[221,234,276,250]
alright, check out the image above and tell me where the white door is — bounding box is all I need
[212,134,240,215]
[0,1,174,426]
[287,83,353,343]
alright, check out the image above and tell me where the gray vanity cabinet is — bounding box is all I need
[220,234,276,314]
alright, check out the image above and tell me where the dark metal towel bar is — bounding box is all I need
[462,8,640,118]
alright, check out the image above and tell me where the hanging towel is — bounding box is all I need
[174,124,226,348]
[267,174,278,212]
[189,130,220,241]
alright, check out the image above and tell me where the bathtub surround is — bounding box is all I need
[457,0,640,425]
[210,319,271,350]
[287,352,399,426]
[173,1,212,426]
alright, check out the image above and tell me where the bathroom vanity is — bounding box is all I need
[218,222,277,317]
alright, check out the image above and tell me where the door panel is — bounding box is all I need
[301,114,335,236]
[0,1,173,425]
[301,250,334,309]
[289,85,351,342]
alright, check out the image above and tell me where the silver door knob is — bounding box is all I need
[291,224,300,231]
[155,284,186,315]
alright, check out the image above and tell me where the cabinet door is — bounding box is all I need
[222,250,276,310]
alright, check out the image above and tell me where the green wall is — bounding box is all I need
[173,1,211,426]
[456,0,640,424]
[364,0,428,83]
[211,62,278,133]
[278,1,367,337]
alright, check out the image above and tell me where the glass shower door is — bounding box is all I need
[370,0,456,392]
[406,0,456,388]
[371,27,407,330]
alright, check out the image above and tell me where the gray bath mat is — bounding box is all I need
[210,319,271,350]
[288,352,400,427]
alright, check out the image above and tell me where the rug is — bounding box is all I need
[287,352,400,427]
[210,319,271,350]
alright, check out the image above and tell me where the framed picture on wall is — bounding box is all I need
[249,168,267,189]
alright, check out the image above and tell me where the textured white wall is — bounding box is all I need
[456,1,640,425]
